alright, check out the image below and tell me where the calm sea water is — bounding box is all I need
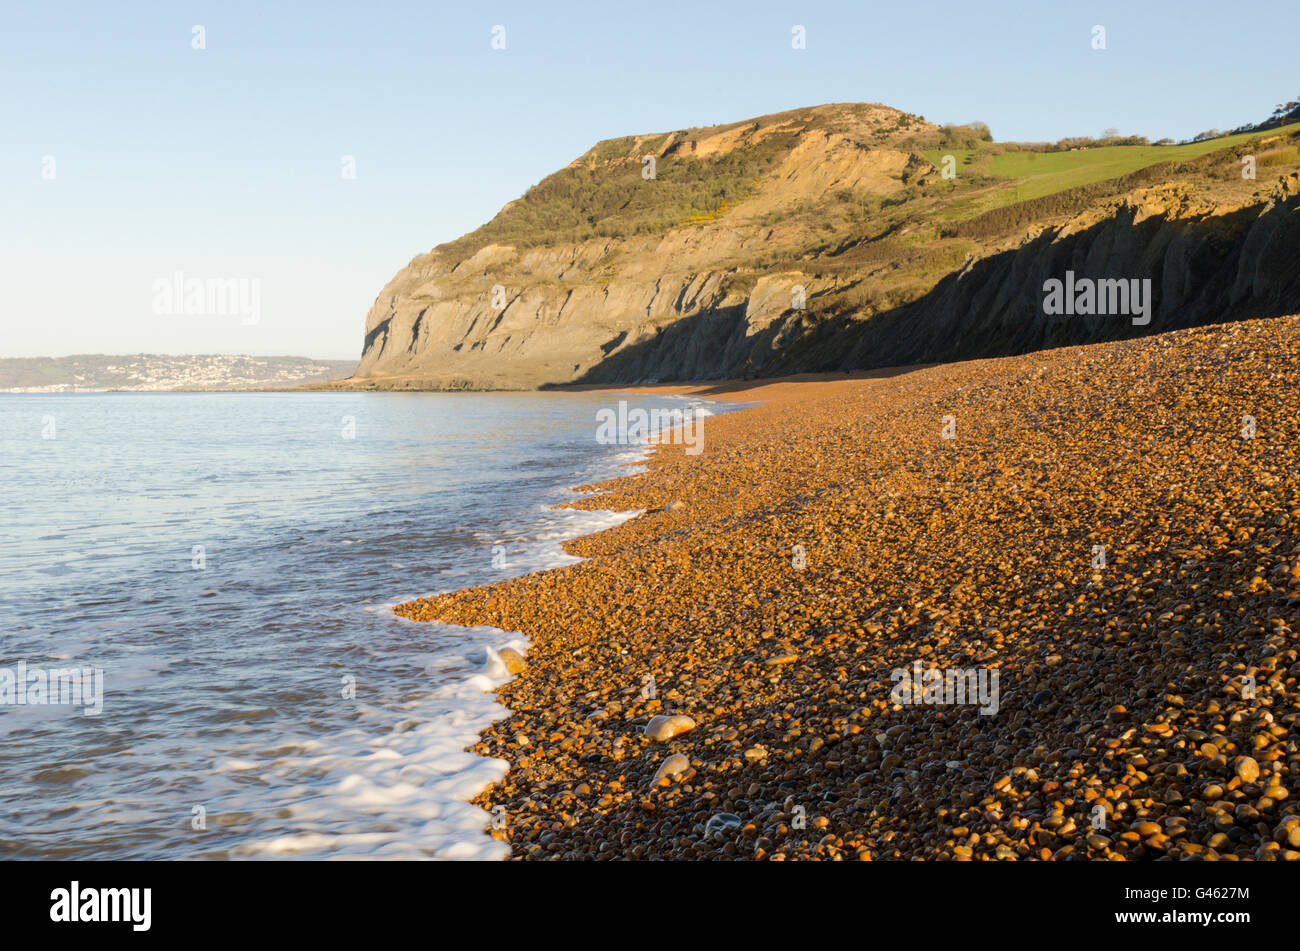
[0,391,710,859]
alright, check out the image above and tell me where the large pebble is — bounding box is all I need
[645,714,696,741]
[497,647,527,675]
[704,813,743,838]
[652,754,690,784]
[1235,756,1260,784]
[1277,817,1300,849]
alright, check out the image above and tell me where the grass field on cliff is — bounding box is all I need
[423,108,1300,338]
[924,122,1300,208]
[453,117,1300,259]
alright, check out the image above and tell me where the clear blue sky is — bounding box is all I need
[2,1,1294,360]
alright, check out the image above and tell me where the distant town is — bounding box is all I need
[0,354,357,392]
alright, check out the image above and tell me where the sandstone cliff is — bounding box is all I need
[347,104,1300,389]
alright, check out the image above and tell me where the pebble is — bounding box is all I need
[1235,756,1260,785]
[1277,818,1300,849]
[644,714,696,741]
[704,813,743,838]
[652,754,691,784]
[497,647,528,675]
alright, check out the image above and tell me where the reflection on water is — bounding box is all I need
[0,391,712,859]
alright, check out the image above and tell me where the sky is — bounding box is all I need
[1,1,1295,360]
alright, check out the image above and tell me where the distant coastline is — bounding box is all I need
[0,353,357,392]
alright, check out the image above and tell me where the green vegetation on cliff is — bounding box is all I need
[354,99,1300,390]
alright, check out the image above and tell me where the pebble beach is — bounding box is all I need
[396,315,1300,861]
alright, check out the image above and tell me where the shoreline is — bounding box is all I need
[408,391,735,858]
[398,315,1300,861]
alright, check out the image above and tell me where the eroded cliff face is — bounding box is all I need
[824,179,1300,376]
[350,103,1300,389]
[354,103,935,389]
[358,230,777,389]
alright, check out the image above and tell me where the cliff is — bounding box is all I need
[346,104,1300,389]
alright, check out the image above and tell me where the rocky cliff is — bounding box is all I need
[348,104,1300,389]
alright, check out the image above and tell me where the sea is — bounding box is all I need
[0,391,714,859]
